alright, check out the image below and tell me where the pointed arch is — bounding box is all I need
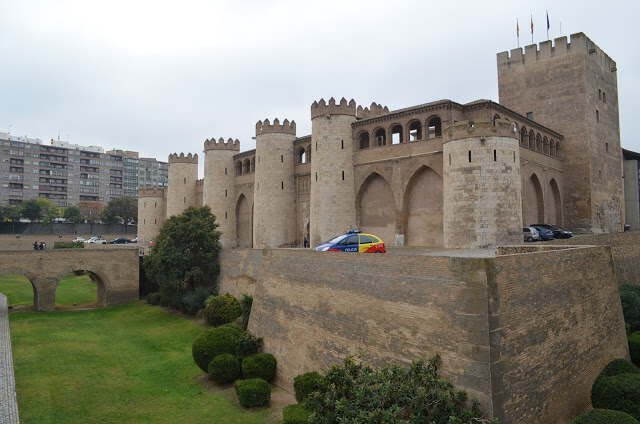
[523,173,544,225]
[236,193,253,248]
[402,166,443,246]
[356,173,395,244]
[548,178,562,226]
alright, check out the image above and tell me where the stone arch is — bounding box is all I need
[297,147,306,164]
[53,268,106,308]
[243,159,251,174]
[407,120,422,141]
[528,130,535,149]
[251,156,256,172]
[306,145,311,162]
[390,124,403,144]
[374,128,386,146]
[356,173,395,244]
[236,193,253,248]
[493,114,501,125]
[0,269,38,309]
[543,137,549,155]
[402,166,443,246]
[426,116,442,138]
[520,126,528,147]
[358,131,370,149]
[235,160,243,176]
[523,173,544,225]
[536,133,543,152]
[550,139,556,157]
[548,178,562,226]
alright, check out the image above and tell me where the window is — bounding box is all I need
[526,112,533,120]
[494,150,497,162]
[341,170,344,181]
[359,235,372,244]
[468,151,472,162]
[596,110,599,122]
[338,235,358,245]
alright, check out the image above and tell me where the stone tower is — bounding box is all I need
[253,119,297,248]
[497,33,623,233]
[309,98,358,246]
[166,153,198,219]
[203,138,240,248]
[443,120,522,248]
[137,187,166,244]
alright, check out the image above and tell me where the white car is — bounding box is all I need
[84,237,107,244]
[72,237,85,243]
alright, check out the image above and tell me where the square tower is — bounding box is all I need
[497,33,623,233]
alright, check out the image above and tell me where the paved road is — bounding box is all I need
[0,293,20,423]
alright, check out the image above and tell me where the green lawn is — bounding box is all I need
[9,302,278,424]
[0,272,97,309]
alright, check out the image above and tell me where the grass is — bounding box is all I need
[0,272,97,309]
[9,301,278,424]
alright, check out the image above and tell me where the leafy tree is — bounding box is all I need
[101,206,118,224]
[37,198,60,225]
[20,199,42,221]
[0,205,21,221]
[78,200,105,223]
[63,205,83,223]
[306,355,498,424]
[143,206,221,289]
[103,196,138,224]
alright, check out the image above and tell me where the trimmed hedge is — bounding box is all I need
[234,378,271,408]
[242,353,277,383]
[293,371,324,402]
[620,285,640,332]
[204,293,243,326]
[572,408,639,424]
[146,293,163,306]
[207,354,241,384]
[53,241,84,249]
[192,323,245,372]
[283,403,312,424]
[591,373,640,419]
[598,359,640,379]
[630,333,640,367]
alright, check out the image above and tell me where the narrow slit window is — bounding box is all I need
[448,154,451,166]
[225,189,227,197]
[468,151,472,162]
[225,212,227,219]
[315,172,317,182]
[183,177,186,184]
[224,167,227,175]
[603,92,606,103]
[281,181,284,189]
[596,110,600,122]
[494,150,497,162]
[281,155,283,163]
[513,151,516,162]
[183,197,186,203]
[341,170,344,181]
[341,140,344,149]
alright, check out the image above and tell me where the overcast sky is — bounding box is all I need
[1,0,638,178]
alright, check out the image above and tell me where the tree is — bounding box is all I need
[63,205,83,223]
[143,206,221,289]
[37,198,60,226]
[20,199,42,221]
[101,206,118,224]
[0,205,20,221]
[78,201,105,223]
[104,196,137,224]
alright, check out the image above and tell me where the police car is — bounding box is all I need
[313,230,386,253]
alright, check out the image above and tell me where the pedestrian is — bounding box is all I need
[39,241,44,250]
[303,235,308,248]
[33,241,38,251]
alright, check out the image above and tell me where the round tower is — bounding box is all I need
[166,153,199,219]
[137,187,166,244]
[309,97,357,246]
[252,118,297,248]
[443,119,522,248]
[203,137,240,248]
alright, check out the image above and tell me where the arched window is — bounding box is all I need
[520,127,528,146]
[493,114,501,125]
[427,117,442,138]
[550,140,556,157]
[543,137,549,155]
[298,148,306,164]
[235,160,243,176]
[375,128,386,146]
[536,134,543,152]
[408,120,422,141]
[555,141,560,158]
[251,157,255,172]
[391,124,403,144]
[528,130,535,149]
[244,159,250,174]
[306,145,311,162]
[358,132,370,150]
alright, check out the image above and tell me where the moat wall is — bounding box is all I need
[219,241,630,424]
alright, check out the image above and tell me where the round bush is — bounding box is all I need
[192,323,245,372]
[158,296,171,307]
[204,293,243,327]
[598,359,640,380]
[293,371,324,402]
[591,373,640,419]
[146,293,163,306]
[242,353,277,383]
[234,378,271,408]
[283,403,312,424]
[630,333,640,367]
[572,408,639,424]
[207,354,241,384]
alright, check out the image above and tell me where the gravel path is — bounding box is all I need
[0,293,20,423]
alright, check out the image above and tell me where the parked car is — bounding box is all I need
[530,225,554,241]
[532,224,573,239]
[130,237,138,243]
[523,227,541,242]
[108,237,132,244]
[84,237,107,244]
[72,237,85,243]
[314,230,386,253]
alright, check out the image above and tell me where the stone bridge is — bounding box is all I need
[0,248,139,311]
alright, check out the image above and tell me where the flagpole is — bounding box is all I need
[546,10,549,40]
[517,19,520,48]
[531,14,534,44]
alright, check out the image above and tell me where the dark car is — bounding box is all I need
[108,237,132,244]
[530,225,554,241]
[532,224,573,239]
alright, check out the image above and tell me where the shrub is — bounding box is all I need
[53,241,83,249]
[240,294,253,328]
[146,293,163,306]
[234,331,263,360]
[598,359,640,380]
[207,354,241,384]
[159,296,171,307]
[204,293,243,326]
[591,373,640,419]
[630,334,640,367]
[572,408,639,424]
[283,403,312,424]
[620,285,640,332]
[234,378,271,408]
[242,353,277,383]
[180,286,215,316]
[293,371,324,402]
[192,323,245,372]
[306,355,497,424]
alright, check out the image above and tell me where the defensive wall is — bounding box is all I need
[218,244,629,424]
[0,248,139,311]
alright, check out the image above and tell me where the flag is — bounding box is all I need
[517,19,520,37]
[546,11,550,30]
[531,14,534,34]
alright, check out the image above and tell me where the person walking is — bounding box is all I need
[303,236,308,248]
[33,241,38,250]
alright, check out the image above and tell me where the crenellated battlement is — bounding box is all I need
[497,32,617,70]
[168,152,198,164]
[255,118,296,136]
[311,97,357,119]
[357,102,389,119]
[445,119,517,142]
[137,187,166,198]
[204,137,241,151]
